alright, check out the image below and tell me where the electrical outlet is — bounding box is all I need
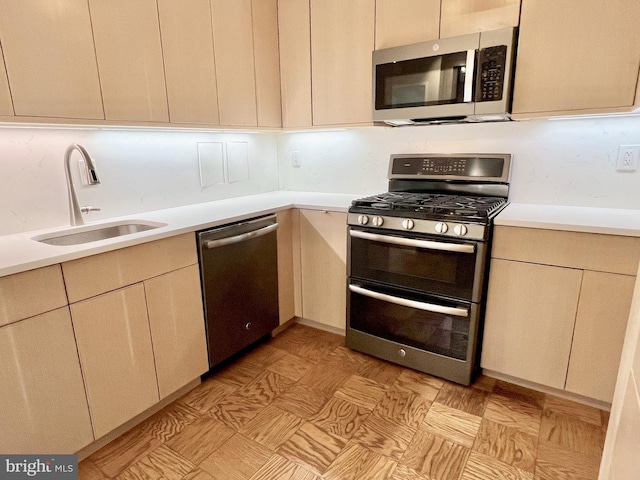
[291,150,301,168]
[616,145,640,172]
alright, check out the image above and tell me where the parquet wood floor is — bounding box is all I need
[79,323,607,480]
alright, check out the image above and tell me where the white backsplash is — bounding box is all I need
[277,116,640,208]
[1,115,639,237]
[0,127,279,236]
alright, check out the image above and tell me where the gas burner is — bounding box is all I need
[351,192,506,222]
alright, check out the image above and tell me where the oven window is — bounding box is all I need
[369,243,457,284]
[350,231,479,301]
[350,286,470,360]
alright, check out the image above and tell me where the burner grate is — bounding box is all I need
[351,192,506,220]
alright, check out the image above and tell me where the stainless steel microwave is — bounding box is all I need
[372,27,517,125]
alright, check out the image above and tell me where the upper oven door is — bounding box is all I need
[372,32,479,123]
[348,227,487,302]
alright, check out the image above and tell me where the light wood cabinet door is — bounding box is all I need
[0,308,94,453]
[440,0,520,38]
[89,0,168,122]
[299,210,347,331]
[0,0,103,119]
[211,0,258,126]
[71,284,159,438]
[310,0,375,126]
[276,209,296,324]
[482,259,583,389]
[252,0,282,127]
[375,0,440,49]
[513,0,640,116]
[278,0,313,127]
[145,265,209,399]
[0,43,13,116]
[0,265,68,328]
[158,0,220,125]
[566,271,637,403]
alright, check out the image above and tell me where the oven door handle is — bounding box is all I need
[349,284,469,318]
[349,229,475,253]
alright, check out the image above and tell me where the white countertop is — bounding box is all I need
[4,194,640,278]
[495,203,640,237]
[0,191,359,278]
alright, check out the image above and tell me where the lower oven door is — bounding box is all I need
[347,281,480,385]
[348,227,486,302]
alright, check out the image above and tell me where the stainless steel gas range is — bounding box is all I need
[346,153,511,385]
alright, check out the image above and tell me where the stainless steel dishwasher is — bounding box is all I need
[197,214,279,368]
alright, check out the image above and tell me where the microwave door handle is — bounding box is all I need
[349,229,475,253]
[464,49,476,103]
[349,284,469,318]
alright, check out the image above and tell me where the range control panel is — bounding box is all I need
[388,154,510,181]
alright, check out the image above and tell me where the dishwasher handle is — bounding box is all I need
[204,222,278,249]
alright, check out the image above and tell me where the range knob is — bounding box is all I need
[372,216,384,227]
[357,214,369,225]
[398,349,406,357]
[401,219,415,230]
[435,222,448,234]
[454,224,468,236]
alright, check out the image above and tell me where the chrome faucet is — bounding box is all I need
[64,144,101,226]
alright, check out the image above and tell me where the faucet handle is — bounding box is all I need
[80,206,101,214]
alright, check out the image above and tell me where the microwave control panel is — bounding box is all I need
[476,45,507,102]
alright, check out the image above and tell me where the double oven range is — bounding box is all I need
[346,153,511,385]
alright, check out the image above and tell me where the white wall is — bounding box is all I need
[0,127,279,236]
[277,116,640,208]
[1,115,639,237]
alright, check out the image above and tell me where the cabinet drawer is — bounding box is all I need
[0,265,67,327]
[492,226,640,275]
[62,234,197,302]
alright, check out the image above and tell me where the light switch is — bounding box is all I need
[198,142,224,187]
[227,141,249,183]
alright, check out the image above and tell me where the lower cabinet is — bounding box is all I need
[276,209,296,324]
[298,209,348,330]
[482,226,640,403]
[482,259,582,390]
[565,271,636,401]
[0,308,94,453]
[64,235,209,440]
[145,265,209,399]
[71,284,160,439]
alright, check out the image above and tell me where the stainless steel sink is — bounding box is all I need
[32,220,167,246]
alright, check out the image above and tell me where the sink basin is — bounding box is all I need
[32,220,167,246]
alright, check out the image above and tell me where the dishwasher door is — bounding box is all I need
[197,214,279,368]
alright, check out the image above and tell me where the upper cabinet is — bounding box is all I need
[375,0,440,49]
[0,43,13,116]
[0,0,104,119]
[278,0,313,127]
[311,0,375,126]
[512,0,640,117]
[252,0,283,127]
[211,0,259,126]
[440,0,521,38]
[158,0,220,125]
[88,0,168,123]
